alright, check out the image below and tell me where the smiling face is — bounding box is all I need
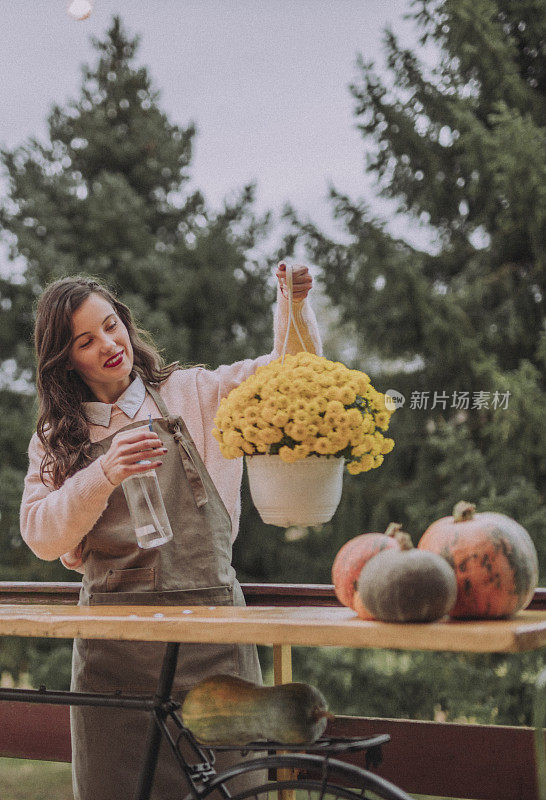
[68,292,134,403]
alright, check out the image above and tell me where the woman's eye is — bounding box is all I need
[79,340,91,349]
[106,320,117,331]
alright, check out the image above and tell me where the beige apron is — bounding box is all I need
[70,380,263,800]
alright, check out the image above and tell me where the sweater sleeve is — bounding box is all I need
[201,285,322,406]
[20,433,116,561]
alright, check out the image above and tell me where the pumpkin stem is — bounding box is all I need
[385,522,413,550]
[453,501,476,522]
[312,707,335,722]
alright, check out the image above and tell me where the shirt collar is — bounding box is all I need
[83,374,146,427]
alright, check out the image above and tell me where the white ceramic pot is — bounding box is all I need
[246,454,344,527]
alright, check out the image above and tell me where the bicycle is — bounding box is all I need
[146,708,414,800]
[0,641,414,800]
[131,645,414,800]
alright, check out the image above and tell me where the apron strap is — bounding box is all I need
[145,380,208,509]
[143,380,171,418]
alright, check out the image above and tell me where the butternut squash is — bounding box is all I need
[181,674,332,745]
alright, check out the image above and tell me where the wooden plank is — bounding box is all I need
[326,716,543,800]
[1,582,545,610]
[273,644,293,684]
[0,702,71,762]
[0,582,345,607]
[0,604,544,652]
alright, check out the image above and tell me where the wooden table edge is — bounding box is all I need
[0,605,544,653]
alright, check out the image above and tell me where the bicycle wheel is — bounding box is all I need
[185,752,413,800]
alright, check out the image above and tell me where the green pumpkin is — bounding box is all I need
[357,549,457,623]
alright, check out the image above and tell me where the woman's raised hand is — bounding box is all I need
[101,427,168,486]
[276,262,313,301]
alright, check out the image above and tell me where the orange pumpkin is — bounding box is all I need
[332,523,413,614]
[418,501,539,619]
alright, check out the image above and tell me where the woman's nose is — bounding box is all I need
[99,332,117,352]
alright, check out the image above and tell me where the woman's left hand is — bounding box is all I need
[276,262,313,301]
[60,540,85,572]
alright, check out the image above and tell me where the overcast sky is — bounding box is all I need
[0,0,437,272]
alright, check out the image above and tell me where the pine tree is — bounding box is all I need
[0,16,275,680]
[279,0,545,578]
[251,0,546,724]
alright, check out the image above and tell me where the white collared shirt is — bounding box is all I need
[82,374,146,427]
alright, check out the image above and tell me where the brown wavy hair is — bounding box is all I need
[35,276,180,488]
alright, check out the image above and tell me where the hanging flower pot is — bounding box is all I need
[246,454,344,527]
[212,262,397,527]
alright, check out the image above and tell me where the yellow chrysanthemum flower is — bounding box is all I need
[224,431,245,448]
[375,411,390,430]
[318,374,334,389]
[293,408,311,425]
[261,427,284,444]
[339,386,356,405]
[277,379,293,395]
[346,408,363,427]
[370,439,383,457]
[324,401,346,428]
[315,396,329,414]
[315,437,333,455]
[272,410,290,427]
[212,428,222,443]
[278,445,300,463]
[290,379,306,395]
[274,394,290,411]
[286,422,308,441]
[317,421,332,436]
[260,406,277,424]
[328,432,349,452]
[243,407,259,424]
[359,454,374,471]
[347,379,360,394]
[325,385,343,402]
[213,351,394,474]
[222,445,243,459]
[327,400,345,414]
[241,426,259,443]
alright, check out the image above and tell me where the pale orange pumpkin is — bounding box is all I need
[418,501,539,618]
[332,523,413,615]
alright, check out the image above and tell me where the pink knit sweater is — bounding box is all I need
[20,288,322,566]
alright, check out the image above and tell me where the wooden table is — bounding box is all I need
[0,604,545,799]
[0,603,545,681]
[1,604,545,649]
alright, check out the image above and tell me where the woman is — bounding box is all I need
[20,264,321,800]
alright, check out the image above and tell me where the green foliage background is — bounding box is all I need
[0,1,544,726]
